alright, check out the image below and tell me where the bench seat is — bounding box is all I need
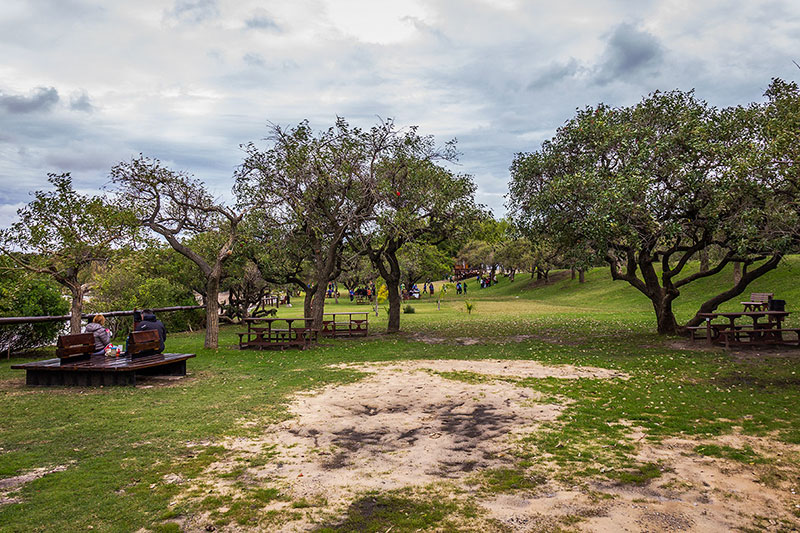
[717,328,800,347]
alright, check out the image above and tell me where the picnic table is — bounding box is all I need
[740,292,773,312]
[321,312,369,338]
[238,317,317,350]
[694,310,799,348]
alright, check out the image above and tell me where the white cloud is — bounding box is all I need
[0,0,799,223]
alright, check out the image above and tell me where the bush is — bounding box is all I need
[90,257,204,336]
[403,304,416,314]
[465,301,475,314]
[0,277,69,354]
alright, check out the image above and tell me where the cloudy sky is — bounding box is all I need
[1,0,799,228]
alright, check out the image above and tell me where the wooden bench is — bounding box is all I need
[717,327,800,348]
[741,293,773,312]
[355,295,370,305]
[321,312,369,338]
[688,323,739,342]
[56,333,97,364]
[126,330,162,358]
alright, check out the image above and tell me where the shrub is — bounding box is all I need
[465,301,475,314]
[403,304,416,314]
[0,276,69,354]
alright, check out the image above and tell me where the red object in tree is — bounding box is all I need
[395,190,401,196]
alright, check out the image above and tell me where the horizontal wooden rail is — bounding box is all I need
[0,305,205,326]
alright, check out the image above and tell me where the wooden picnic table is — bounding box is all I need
[740,292,773,312]
[321,312,369,338]
[695,310,798,348]
[238,317,317,350]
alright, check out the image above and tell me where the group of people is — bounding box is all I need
[455,281,468,295]
[400,281,437,300]
[349,282,377,301]
[84,309,167,355]
[476,274,497,289]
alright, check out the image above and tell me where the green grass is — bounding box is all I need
[1,256,799,531]
[314,492,462,533]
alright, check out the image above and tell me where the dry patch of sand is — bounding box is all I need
[177,359,622,530]
[0,464,72,506]
[484,434,800,532]
[174,360,799,532]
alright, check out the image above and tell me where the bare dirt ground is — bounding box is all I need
[175,359,800,532]
[0,464,72,506]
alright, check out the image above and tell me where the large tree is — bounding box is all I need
[397,242,453,290]
[110,156,244,349]
[508,81,800,335]
[237,208,323,318]
[0,174,135,333]
[236,119,390,330]
[359,149,482,332]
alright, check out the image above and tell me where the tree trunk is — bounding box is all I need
[578,269,585,283]
[311,277,327,331]
[733,262,742,284]
[204,275,221,349]
[653,295,678,335]
[386,279,401,332]
[699,249,709,271]
[571,267,576,280]
[69,286,85,334]
[304,289,314,319]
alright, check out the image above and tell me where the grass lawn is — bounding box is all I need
[2,257,800,532]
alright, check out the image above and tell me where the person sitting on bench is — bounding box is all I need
[84,314,111,355]
[135,309,167,353]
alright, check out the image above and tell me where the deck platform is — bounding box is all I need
[11,353,195,386]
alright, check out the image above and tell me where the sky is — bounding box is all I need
[1,0,799,228]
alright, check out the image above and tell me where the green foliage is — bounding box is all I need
[397,242,453,288]
[0,174,138,331]
[464,300,475,314]
[0,273,69,353]
[508,79,800,333]
[88,248,204,335]
[402,304,415,314]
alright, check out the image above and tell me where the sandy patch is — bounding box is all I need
[334,358,627,380]
[174,360,798,532]
[178,359,623,530]
[484,434,800,532]
[0,464,72,506]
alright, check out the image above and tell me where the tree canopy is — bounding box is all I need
[508,79,800,334]
[0,174,136,333]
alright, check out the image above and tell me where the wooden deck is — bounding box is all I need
[11,353,195,386]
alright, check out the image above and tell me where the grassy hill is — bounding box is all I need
[448,254,800,328]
